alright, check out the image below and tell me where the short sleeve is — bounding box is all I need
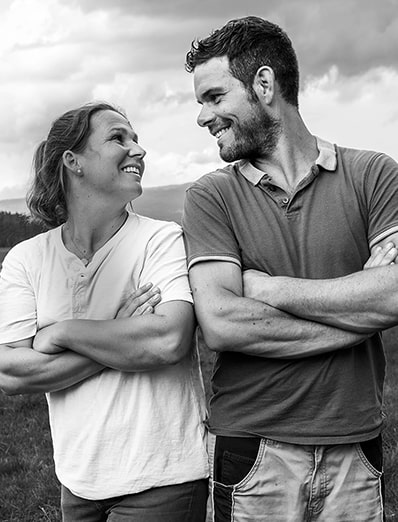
[182,183,241,269]
[0,245,37,344]
[365,153,398,247]
[139,222,193,304]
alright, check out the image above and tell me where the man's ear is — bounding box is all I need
[252,66,275,104]
[62,150,83,176]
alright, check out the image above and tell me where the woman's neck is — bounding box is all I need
[62,208,129,265]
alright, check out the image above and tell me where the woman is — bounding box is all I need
[0,102,208,521]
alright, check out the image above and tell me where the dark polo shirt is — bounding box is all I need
[182,137,398,444]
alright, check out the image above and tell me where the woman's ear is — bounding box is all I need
[62,150,83,176]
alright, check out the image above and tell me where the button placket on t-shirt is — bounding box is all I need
[259,176,292,211]
[259,165,320,215]
[71,262,89,318]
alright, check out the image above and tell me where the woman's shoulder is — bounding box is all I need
[128,212,182,235]
[3,228,58,267]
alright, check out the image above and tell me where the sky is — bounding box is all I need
[1,0,398,200]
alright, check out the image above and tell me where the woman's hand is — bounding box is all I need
[33,284,162,355]
[116,283,161,318]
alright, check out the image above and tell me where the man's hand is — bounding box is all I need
[116,283,161,318]
[243,269,271,300]
[364,242,398,269]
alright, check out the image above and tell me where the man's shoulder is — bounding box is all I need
[188,163,239,193]
[333,145,398,188]
[336,144,395,170]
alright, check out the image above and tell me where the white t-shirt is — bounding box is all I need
[0,213,208,499]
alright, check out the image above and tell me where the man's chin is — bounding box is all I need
[219,145,239,163]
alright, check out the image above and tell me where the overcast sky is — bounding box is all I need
[1,0,398,200]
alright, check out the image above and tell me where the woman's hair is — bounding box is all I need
[27,101,126,229]
[185,16,299,108]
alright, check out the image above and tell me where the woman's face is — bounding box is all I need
[78,109,146,203]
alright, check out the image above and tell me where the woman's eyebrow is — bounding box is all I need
[109,126,139,141]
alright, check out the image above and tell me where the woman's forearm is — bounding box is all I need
[0,343,103,395]
[34,302,195,371]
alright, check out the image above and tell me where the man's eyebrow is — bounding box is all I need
[197,88,224,103]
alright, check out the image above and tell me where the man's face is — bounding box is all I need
[194,56,280,162]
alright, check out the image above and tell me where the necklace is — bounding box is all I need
[64,212,128,267]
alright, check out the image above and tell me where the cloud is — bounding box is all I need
[301,66,398,160]
[143,148,223,187]
[0,184,27,201]
[71,0,398,79]
[292,0,398,79]
[1,0,398,200]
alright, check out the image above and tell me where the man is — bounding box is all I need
[182,16,398,521]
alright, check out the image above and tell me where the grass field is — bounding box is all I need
[0,243,397,520]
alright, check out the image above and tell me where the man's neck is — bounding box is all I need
[251,112,318,194]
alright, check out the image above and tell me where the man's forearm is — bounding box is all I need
[0,345,103,395]
[190,261,368,359]
[252,265,398,333]
[198,294,368,358]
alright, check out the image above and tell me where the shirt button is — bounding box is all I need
[282,197,289,205]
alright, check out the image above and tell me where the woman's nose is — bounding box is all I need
[128,142,146,159]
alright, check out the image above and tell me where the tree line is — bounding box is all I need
[0,211,45,248]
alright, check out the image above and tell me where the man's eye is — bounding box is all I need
[111,133,123,142]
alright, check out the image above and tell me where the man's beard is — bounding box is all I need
[219,103,281,163]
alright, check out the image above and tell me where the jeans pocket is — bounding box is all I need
[214,436,261,487]
[221,450,257,486]
[356,435,383,477]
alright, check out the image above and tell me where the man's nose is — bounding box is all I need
[197,104,214,128]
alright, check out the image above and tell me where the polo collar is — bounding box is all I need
[238,136,337,185]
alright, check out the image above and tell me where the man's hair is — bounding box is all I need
[185,16,299,107]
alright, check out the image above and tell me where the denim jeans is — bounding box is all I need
[61,479,208,522]
[208,433,384,521]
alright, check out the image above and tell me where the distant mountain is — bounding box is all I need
[0,183,190,224]
[0,198,28,214]
[132,183,190,224]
